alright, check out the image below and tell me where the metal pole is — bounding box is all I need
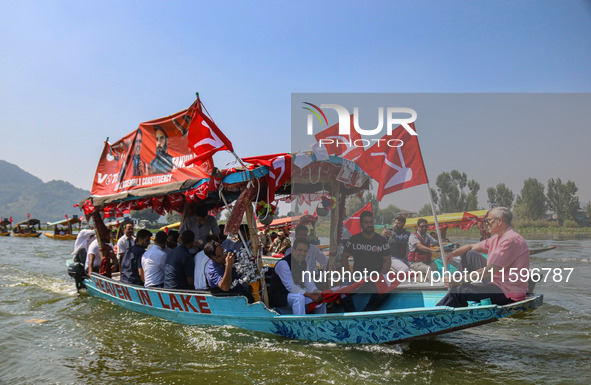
[426,183,447,273]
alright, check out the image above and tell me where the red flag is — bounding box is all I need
[314,115,363,160]
[27,213,30,219]
[306,280,366,313]
[460,212,481,231]
[186,102,234,164]
[82,200,95,215]
[343,202,372,236]
[243,153,291,201]
[9,217,13,223]
[356,123,428,201]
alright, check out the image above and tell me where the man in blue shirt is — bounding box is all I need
[203,240,254,303]
[120,229,152,286]
[163,230,195,290]
[382,215,411,272]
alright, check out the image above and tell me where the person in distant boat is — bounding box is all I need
[179,203,220,254]
[148,125,174,175]
[141,231,168,288]
[270,230,291,255]
[382,215,411,272]
[269,238,326,315]
[120,229,152,286]
[163,230,195,290]
[132,129,147,176]
[307,228,320,245]
[258,225,272,256]
[203,240,254,302]
[117,223,135,266]
[437,207,530,308]
[407,218,439,279]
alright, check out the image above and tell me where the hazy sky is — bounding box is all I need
[1,1,590,211]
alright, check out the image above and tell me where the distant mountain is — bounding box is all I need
[0,160,90,223]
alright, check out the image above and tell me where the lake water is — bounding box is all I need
[1,235,590,384]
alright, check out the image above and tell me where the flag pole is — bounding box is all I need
[426,183,447,275]
[194,92,252,180]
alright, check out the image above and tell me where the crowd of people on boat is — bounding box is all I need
[72,205,530,314]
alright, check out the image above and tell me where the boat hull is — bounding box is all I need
[0,232,10,237]
[44,232,77,240]
[81,272,543,344]
[13,232,42,237]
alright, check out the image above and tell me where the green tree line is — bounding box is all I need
[348,170,588,226]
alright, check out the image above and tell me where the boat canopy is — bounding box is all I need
[0,219,11,226]
[47,217,82,227]
[256,214,318,230]
[81,97,370,221]
[14,219,41,227]
[405,209,488,230]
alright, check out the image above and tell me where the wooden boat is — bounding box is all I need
[68,95,542,344]
[44,215,82,240]
[72,268,542,344]
[13,218,42,237]
[0,218,11,236]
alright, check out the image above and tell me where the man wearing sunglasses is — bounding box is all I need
[436,207,530,307]
[407,218,439,280]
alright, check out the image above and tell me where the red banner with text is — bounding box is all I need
[91,105,210,197]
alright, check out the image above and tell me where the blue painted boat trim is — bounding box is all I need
[80,272,543,344]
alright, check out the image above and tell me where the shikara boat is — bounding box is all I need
[68,95,543,344]
[13,218,42,237]
[44,215,82,240]
[73,269,542,344]
[0,218,11,236]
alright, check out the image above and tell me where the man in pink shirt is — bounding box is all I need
[436,207,530,307]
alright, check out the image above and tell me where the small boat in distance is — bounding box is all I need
[0,218,12,236]
[13,218,42,237]
[44,215,82,240]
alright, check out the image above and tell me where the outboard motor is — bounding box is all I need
[68,262,87,292]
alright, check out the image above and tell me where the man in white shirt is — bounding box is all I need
[141,231,168,288]
[269,238,326,315]
[117,223,135,265]
[284,224,328,273]
[85,231,113,277]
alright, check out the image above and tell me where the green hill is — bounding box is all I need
[0,160,90,223]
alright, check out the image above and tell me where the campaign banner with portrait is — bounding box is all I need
[91,104,211,198]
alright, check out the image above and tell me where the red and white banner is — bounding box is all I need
[91,103,212,197]
[343,201,373,236]
[243,153,292,202]
[186,103,235,165]
[314,115,363,160]
[356,123,428,201]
